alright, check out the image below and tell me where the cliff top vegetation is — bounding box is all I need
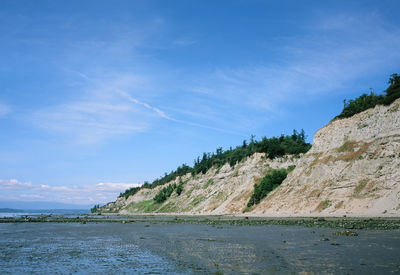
[335,74,400,119]
[119,130,311,199]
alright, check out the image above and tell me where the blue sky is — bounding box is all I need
[1,0,399,206]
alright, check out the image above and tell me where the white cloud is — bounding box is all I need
[95,182,141,191]
[19,194,44,199]
[0,179,32,189]
[0,178,141,205]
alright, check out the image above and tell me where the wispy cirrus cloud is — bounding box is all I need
[184,12,400,121]
[0,178,140,204]
[20,15,178,144]
[25,11,400,143]
[30,72,171,144]
[115,88,171,120]
[30,68,247,144]
[32,96,147,144]
[172,37,197,47]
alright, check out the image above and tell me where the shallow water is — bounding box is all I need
[0,223,187,274]
[0,222,399,274]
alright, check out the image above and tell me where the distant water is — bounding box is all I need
[0,213,31,218]
[0,209,89,217]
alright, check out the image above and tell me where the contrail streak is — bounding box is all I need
[74,71,244,136]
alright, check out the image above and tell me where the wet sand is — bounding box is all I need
[1,219,400,274]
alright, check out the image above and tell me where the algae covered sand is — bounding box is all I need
[1,214,400,230]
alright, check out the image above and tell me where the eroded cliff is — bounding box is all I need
[252,98,400,216]
[101,98,400,216]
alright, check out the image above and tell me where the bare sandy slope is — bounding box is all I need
[103,152,301,215]
[252,99,400,217]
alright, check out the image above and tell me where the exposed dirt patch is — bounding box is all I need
[335,201,344,209]
[354,179,369,197]
[336,142,372,162]
[315,200,332,212]
[307,189,323,199]
[337,140,359,153]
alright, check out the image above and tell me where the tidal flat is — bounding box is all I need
[0,215,400,274]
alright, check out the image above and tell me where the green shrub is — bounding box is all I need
[176,183,184,195]
[154,191,167,203]
[247,168,289,207]
[204,178,214,189]
[154,184,177,203]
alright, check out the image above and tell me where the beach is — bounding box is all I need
[1,215,400,274]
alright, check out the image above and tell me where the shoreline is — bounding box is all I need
[1,214,399,230]
[104,211,400,218]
